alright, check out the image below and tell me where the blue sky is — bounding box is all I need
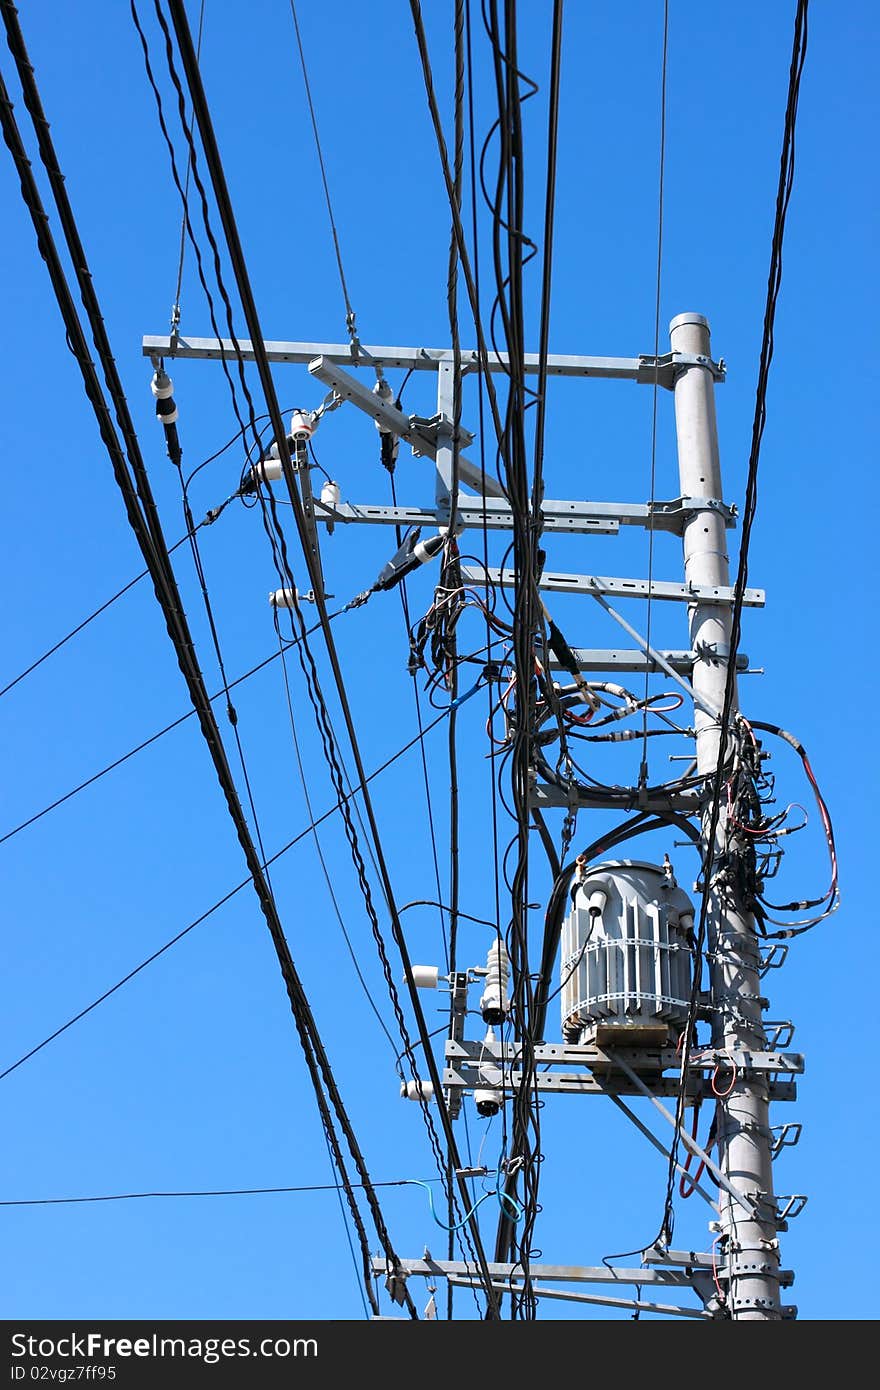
[0,1,877,1321]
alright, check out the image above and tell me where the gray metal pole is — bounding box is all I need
[670,312,783,1321]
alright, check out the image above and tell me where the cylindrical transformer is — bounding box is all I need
[561,859,695,1047]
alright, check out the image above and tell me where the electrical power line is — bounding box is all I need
[0,524,206,702]
[0,686,482,1086]
[164,0,502,1315]
[656,0,810,1251]
[0,13,410,1317]
[0,1179,444,1208]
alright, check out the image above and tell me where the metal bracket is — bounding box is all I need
[460,563,765,608]
[142,333,727,387]
[637,350,727,388]
[758,943,790,976]
[765,1020,796,1049]
[649,495,737,531]
[548,647,750,675]
[775,1194,808,1222]
[308,355,507,498]
[310,497,621,536]
[770,1122,803,1159]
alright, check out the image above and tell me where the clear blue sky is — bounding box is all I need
[1,1,877,1321]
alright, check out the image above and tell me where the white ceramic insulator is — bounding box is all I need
[320,480,341,510]
[252,458,284,484]
[587,888,608,918]
[411,965,439,990]
[289,409,316,440]
[400,1079,435,1103]
[270,588,297,608]
[480,938,510,1022]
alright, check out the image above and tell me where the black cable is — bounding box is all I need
[0,618,345,848]
[408,0,505,453]
[275,623,401,1065]
[391,472,449,973]
[0,18,407,1318]
[443,10,468,1305]
[172,450,275,886]
[0,523,206,701]
[530,0,564,518]
[0,1179,444,1207]
[400,901,499,931]
[164,0,501,1316]
[145,0,450,1270]
[0,690,474,1087]
[655,0,810,1251]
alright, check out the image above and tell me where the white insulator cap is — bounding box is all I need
[480,938,511,1024]
[270,588,297,608]
[587,888,608,919]
[289,409,317,440]
[251,458,284,485]
[474,1029,503,1116]
[400,1079,435,1103]
[411,965,439,990]
[320,479,341,509]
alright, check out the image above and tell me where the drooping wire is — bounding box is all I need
[639,0,669,789]
[0,1178,446,1207]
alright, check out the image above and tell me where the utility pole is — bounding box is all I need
[143,318,804,1320]
[671,313,783,1319]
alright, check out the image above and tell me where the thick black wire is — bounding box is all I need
[444,5,468,1310]
[654,0,810,1252]
[163,0,500,1315]
[408,0,505,453]
[478,0,544,1316]
[152,0,458,1246]
[530,0,564,520]
[0,18,402,1318]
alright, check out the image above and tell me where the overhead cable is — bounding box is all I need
[0,13,410,1316]
[164,0,502,1315]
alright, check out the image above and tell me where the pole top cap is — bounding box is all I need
[669,311,710,334]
